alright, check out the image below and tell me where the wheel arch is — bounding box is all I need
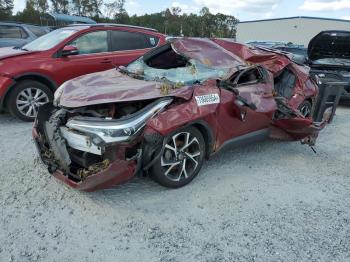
[142,119,215,171]
[190,120,215,159]
[2,73,58,110]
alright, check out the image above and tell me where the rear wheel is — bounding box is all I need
[8,80,53,122]
[151,126,206,188]
[298,100,312,118]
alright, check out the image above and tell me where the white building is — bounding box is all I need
[237,16,350,46]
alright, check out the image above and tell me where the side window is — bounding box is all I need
[0,25,28,39]
[70,31,108,55]
[110,30,159,51]
[28,26,48,37]
[234,67,265,86]
[274,68,296,99]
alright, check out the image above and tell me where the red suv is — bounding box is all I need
[0,24,166,121]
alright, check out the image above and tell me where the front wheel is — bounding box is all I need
[8,80,53,122]
[151,126,206,188]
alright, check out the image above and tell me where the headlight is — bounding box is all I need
[66,98,173,144]
[53,84,66,106]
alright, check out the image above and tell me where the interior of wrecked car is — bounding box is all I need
[145,44,187,69]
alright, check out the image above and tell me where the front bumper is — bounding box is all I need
[33,123,139,192]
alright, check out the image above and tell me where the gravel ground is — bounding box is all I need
[0,107,349,262]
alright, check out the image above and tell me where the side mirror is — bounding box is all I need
[62,45,79,57]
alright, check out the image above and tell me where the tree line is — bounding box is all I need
[0,0,238,38]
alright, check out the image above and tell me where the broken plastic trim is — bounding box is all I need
[66,98,173,145]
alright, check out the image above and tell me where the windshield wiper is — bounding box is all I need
[20,48,29,51]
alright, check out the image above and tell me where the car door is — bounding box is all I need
[54,30,115,82]
[215,66,277,147]
[109,29,160,66]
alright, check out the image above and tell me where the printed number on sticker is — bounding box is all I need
[195,94,220,106]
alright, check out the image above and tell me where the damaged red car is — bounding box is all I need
[33,38,332,191]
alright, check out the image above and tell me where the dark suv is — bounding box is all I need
[0,24,166,121]
[0,22,50,48]
[308,30,350,100]
[272,44,307,64]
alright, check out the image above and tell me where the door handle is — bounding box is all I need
[101,59,112,64]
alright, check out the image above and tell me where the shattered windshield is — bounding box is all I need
[125,58,229,85]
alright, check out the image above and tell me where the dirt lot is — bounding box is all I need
[0,107,349,262]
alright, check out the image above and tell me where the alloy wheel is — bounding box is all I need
[161,132,201,182]
[16,87,49,118]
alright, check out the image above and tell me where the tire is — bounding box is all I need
[7,80,53,122]
[298,100,312,118]
[151,126,206,188]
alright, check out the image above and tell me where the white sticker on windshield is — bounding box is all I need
[195,94,220,106]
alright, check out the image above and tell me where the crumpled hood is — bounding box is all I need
[59,69,194,108]
[308,30,350,62]
[0,46,36,60]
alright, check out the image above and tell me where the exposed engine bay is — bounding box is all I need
[35,99,171,184]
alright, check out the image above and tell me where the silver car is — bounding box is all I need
[0,22,50,48]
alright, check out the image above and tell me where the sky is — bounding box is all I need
[12,0,350,21]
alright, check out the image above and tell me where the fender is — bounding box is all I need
[0,72,58,111]
[0,80,14,111]
[13,72,58,90]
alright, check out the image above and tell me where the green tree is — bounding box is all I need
[199,7,215,37]
[14,0,41,24]
[80,0,103,18]
[33,0,49,13]
[0,0,14,20]
[8,1,238,38]
[104,0,128,22]
[50,0,70,14]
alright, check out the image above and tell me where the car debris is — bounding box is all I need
[33,38,336,191]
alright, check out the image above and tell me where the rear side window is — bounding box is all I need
[274,68,296,99]
[0,25,28,39]
[231,67,266,86]
[70,31,108,54]
[28,26,48,37]
[236,68,264,85]
[110,30,159,51]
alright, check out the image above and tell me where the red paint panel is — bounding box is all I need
[0,75,14,98]
[273,118,326,140]
[215,88,272,149]
[147,81,220,136]
[52,160,136,192]
[212,39,292,75]
[172,38,246,68]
